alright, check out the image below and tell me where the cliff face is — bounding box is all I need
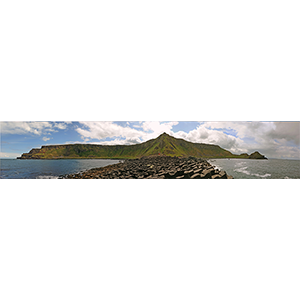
[17,133,267,160]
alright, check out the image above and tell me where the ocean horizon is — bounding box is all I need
[1,158,299,179]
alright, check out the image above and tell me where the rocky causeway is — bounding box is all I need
[59,155,233,179]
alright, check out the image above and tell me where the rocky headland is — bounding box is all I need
[248,151,267,159]
[59,155,233,179]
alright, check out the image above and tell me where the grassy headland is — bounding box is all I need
[17,132,267,160]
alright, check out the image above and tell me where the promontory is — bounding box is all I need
[17,132,267,160]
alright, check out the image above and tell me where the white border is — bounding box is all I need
[1,1,299,299]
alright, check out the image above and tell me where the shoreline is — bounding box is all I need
[59,155,234,179]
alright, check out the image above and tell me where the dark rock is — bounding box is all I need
[165,171,177,179]
[175,170,185,177]
[61,155,233,179]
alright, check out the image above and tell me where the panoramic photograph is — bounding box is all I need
[2,1,300,299]
[1,121,299,179]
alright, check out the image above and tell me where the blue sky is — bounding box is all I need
[1,121,299,159]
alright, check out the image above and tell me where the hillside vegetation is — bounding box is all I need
[17,132,266,159]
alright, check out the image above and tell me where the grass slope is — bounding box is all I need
[20,132,248,159]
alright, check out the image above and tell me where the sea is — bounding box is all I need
[208,158,300,179]
[0,158,299,179]
[0,159,121,179]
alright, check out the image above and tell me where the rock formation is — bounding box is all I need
[59,155,234,179]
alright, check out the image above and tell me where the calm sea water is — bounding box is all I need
[1,158,299,179]
[208,158,300,179]
[0,159,120,179]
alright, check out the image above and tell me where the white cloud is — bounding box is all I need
[270,122,300,145]
[64,137,143,146]
[141,121,179,140]
[173,124,248,154]
[75,121,179,144]
[0,121,70,136]
[76,121,144,142]
[42,136,51,141]
[175,121,300,159]
[0,152,21,158]
[53,122,69,130]
[1,122,53,135]
[97,137,143,145]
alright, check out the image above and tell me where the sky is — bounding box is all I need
[1,121,299,159]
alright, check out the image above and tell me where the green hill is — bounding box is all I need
[248,151,267,159]
[17,132,266,159]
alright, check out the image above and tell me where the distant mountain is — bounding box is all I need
[17,132,267,159]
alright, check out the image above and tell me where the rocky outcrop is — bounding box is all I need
[248,151,267,159]
[59,155,234,179]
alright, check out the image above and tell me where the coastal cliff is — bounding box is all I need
[17,132,267,160]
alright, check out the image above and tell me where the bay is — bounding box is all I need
[0,159,120,179]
